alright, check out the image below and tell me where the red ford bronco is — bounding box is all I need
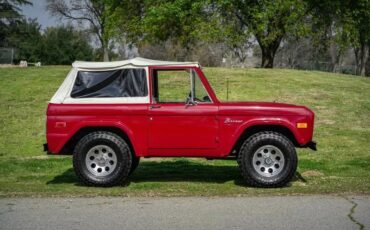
[44,57,316,187]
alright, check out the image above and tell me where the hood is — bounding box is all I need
[218,101,314,117]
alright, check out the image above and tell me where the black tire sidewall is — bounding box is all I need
[240,133,297,187]
[129,157,140,175]
[74,132,132,186]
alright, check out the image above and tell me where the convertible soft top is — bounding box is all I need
[51,57,199,104]
[73,57,199,69]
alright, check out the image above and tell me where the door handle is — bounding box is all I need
[150,105,161,109]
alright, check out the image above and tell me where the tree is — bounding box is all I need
[218,0,308,68]
[0,0,31,46]
[199,9,254,65]
[309,0,370,76]
[142,1,208,47]
[42,25,94,64]
[6,18,43,62]
[344,0,370,76]
[106,0,213,61]
[47,0,111,61]
[5,18,94,64]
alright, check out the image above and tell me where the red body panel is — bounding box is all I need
[46,104,149,155]
[46,66,315,157]
[148,104,219,150]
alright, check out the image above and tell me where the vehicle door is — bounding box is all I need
[148,67,219,153]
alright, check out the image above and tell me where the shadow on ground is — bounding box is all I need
[47,160,307,187]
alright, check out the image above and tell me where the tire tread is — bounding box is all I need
[237,131,297,188]
[73,131,132,187]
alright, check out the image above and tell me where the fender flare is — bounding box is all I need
[228,117,301,152]
[56,120,138,154]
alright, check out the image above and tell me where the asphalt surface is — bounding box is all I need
[0,196,369,230]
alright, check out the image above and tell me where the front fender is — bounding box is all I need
[223,116,310,156]
[233,117,299,142]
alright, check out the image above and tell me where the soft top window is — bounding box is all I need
[71,68,147,98]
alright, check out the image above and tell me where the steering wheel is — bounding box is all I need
[186,91,209,103]
[194,96,202,102]
[202,96,211,102]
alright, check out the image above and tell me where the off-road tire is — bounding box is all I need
[130,156,140,174]
[73,131,132,187]
[237,131,297,188]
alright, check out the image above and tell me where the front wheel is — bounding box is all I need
[73,131,132,187]
[237,132,297,187]
[129,156,140,174]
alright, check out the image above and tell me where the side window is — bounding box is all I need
[71,68,147,98]
[154,69,191,103]
[152,69,212,103]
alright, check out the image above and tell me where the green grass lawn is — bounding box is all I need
[0,66,369,197]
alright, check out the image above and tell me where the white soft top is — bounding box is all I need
[51,57,200,104]
[72,57,199,69]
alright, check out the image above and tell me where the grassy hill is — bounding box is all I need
[0,66,369,196]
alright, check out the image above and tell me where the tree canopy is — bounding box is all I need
[217,0,309,68]
[3,19,93,64]
[0,0,31,46]
[1,0,369,76]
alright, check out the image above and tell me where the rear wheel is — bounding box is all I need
[73,131,132,187]
[237,131,297,187]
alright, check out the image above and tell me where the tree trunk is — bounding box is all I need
[354,47,360,75]
[359,44,369,76]
[261,50,274,68]
[332,53,342,73]
[260,46,278,68]
[100,33,109,62]
[329,42,342,73]
[354,43,369,76]
[103,46,109,62]
[257,36,282,69]
[366,48,370,77]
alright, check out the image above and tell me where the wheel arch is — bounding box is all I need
[231,124,299,156]
[60,126,137,156]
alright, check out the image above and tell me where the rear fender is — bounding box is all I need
[50,120,139,155]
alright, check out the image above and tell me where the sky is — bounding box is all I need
[20,0,62,29]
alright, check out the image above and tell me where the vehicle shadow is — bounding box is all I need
[47,160,307,187]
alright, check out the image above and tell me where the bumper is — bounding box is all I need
[43,143,52,155]
[304,141,317,151]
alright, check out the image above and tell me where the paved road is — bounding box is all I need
[0,196,369,230]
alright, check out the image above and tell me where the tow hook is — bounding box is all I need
[305,141,317,151]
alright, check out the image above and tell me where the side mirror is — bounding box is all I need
[185,97,197,107]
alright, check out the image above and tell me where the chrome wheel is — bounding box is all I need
[85,145,117,177]
[252,145,285,177]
